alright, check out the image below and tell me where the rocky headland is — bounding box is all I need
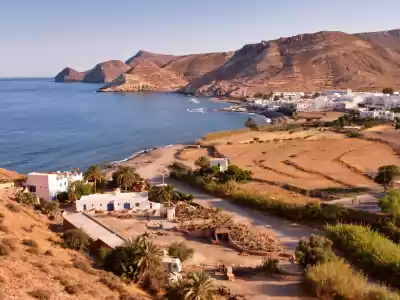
[55,29,400,96]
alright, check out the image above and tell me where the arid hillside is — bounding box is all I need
[99,60,188,92]
[0,188,148,300]
[55,28,400,95]
[82,60,131,83]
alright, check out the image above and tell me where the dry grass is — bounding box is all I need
[28,288,52,300]
[0,224,9,234]
[6,202,20,212]
[72,257,98,275]
[0,243,11,256]
[2,237,19,251]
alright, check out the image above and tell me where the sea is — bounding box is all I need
[0,78,264,174]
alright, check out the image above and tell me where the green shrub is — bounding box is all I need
[56,191,69,204]
[305,260,400,300]
[62,229,90,251]
[15,191,37,205]
[260,258,280,274]
[295,235,336,267]
[326,223,400,288]
[40,200,59,216]
[218,165,253,182]
[168,242,194,262]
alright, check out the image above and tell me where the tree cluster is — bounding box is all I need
[295,234,336,267]
[244,117,259,131]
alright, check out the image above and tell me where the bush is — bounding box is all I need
[28,288,52,300]
[326,223,400,288]
[56,191,70,204]
[40,200,59,217]
[0,243,11,256]
[305,260,400,300]
[346,130,362,138]
[62,229,90,251]
[97,246,111,266]
[72,258,97,275]
[6,203,20,213]
[295,235,336,268]
[218,165,253,182]
[22,239,39,248]
[168,242,194,262]
[260,258,280,274]
[15,191,37,205]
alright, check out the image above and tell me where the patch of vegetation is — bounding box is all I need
[15,191,37,205]
[67,180,93,201]
[375,165,400,192]
[326,223,400,288]
[259,257,280,274]
[112,165,140,191]
[305,260,400,300]
[0,224,9,234]
[295,235,336,268]
[0,242,11,256]
[28,288,52,300]
[44,249,54,256]
[6,202,20,213]
[40,200,59,217]
[218,165,253,182]
[345,130,362,138]
[62,229,90,251]
[23,239,40,254]
[72,257,97,275]
[168,242,194,262]
[244,117,259,131]
[379,189,400,221]
[166,271,215,300]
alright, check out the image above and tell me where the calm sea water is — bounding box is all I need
[0,78,263,173]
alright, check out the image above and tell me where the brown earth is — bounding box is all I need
[0,168,25,183]
[0,188,148,300]
[82,60,130,83]
[99,60,188,92]
[125,50,179,67]
[54,67,84,82]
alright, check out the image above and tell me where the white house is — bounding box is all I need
[362,95,400,109]
[210,158,229,172]
[75,189,161,212]
[359,110,400,121]
[26,171,83,200]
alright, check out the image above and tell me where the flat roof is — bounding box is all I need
[79,192,148,202]
[64,213,125,248]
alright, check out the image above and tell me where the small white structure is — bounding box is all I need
[359,110,400,121]
[162,256,182,273]
[75,189,161,212]
[210,158,229,172]
[26,171,83,200]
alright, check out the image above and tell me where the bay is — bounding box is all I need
[0,78,262,173]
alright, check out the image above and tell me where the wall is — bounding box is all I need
[75,192,160,212]
[26,174,51,200]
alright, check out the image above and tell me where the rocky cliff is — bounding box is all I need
[99,61,188,92]
[54,67,84,82]
[82,60,130,83]
[55,28,400,95]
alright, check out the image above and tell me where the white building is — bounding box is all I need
[359,110,400,121]
[210,158,229,172]
[26,171,83,200]
[362,95,400,109]
[75,189,161,212]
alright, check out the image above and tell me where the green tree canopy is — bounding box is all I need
[112,165,139,191]
[84,164,104,193]
[382,87,394,95]
[374,165,400,192]
[379,189,400,221]
[168,242,194,262]
[167,271,215,300]
[68,180,92,201]
[194,156,210,169]
[148,184,175,206]
[244,117,258,131]
[295,234,336,267]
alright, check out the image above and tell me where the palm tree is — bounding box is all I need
[159,184,175,207]
[84,164,104,194]
[168,272,215,300]
[121,236,163,282]
[195,156,210,169]
[113,166,139,191]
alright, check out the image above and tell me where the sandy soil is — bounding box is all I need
[215,137,394,191]
[0,188,148,300]
[363,129,400,148]
[295,111,344,122]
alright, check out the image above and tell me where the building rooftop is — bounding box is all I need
[79,191,148,203]
[63,212,125,249]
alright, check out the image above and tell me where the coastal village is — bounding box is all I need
[3,84,400,299]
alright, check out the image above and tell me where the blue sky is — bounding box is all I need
[1,0,399,77]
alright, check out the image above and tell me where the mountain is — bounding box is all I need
[99,60,188,92]
[82,60,130,83]
[55,28,400,96]
[125,50,179,67]
[54,67,84,82]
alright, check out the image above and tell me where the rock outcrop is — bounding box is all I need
[82,60,130,83]
[99,61,188,92]
[125,50,179,67]
[54,67,84,82]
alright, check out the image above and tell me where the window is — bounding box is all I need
[100,204,102,206]
[150,203,153,209]
[135,203,139,207]
[28,185,36,193]
[64,182,67,186]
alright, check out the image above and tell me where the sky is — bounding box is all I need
[1,0,400,77]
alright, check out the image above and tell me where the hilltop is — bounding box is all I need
[0,188,148,299]
[55,28,400,96]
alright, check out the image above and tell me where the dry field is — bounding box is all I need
[179,131,400,200]
[362,128,400,148]
[201,128,344,146]
[295,111,344,122]
[0,188,148,300]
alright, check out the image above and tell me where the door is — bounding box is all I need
[107,203,114,211]
[83,204,87,211]
[123,202,130,209]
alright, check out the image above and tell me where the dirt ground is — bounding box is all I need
[295,111,344,122]
[362,128,400,148]
[0,188,148,300]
